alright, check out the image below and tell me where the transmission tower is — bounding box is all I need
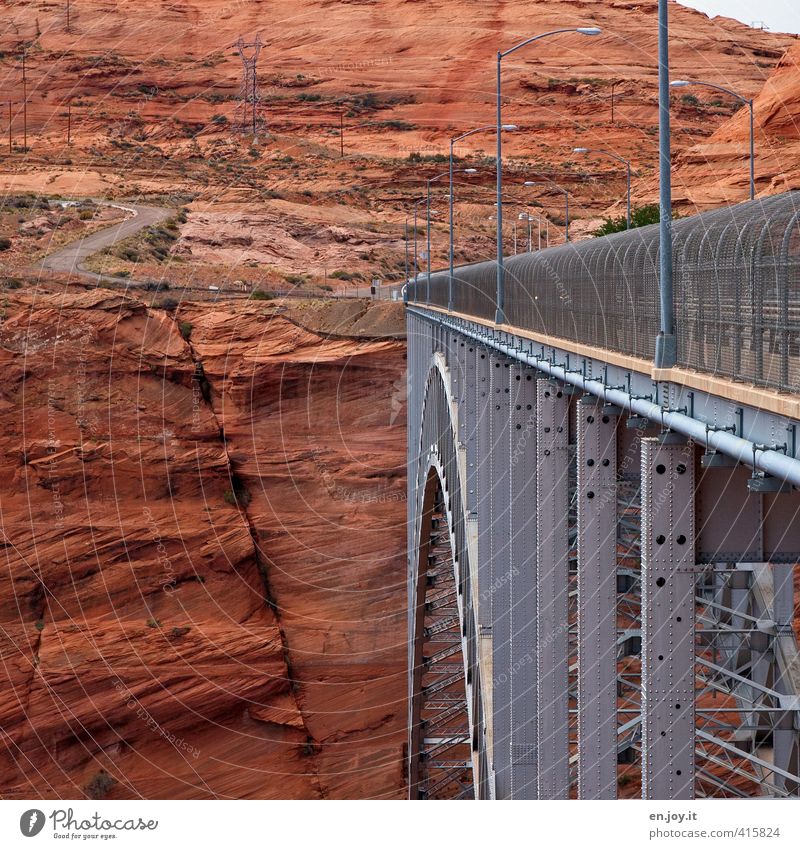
[233,35,267,137]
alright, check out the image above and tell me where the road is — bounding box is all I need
[38,199,402,300]
[39,201,173,282]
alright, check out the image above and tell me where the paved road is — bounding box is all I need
[40,201,173,282]
[38,200,401,300]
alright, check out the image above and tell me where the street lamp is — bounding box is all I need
[495,25,601,323]
[524,180,570,242]
[449,125,516,311]
[518,212,537,252]
[412,198,427,302]
[670,79,755,201]
[574,147,631,229]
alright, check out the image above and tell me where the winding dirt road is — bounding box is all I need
[39,201,173,282]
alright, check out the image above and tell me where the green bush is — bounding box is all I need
[178,321,193,341]
[249,289,274,301]
[593,204,665,237]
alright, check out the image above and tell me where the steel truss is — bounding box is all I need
[408,308,800,799]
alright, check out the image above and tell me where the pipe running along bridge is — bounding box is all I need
[406,192,800,800]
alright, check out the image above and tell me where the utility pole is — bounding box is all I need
[655,0,675,369]
[611,79,620,123]
[22,48,27,150]
[2,102,12,154]
[234,35,265,137]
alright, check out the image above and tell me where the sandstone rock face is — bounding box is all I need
[1,0,796,285]
[0,291,406,799]
[668,41,800,209]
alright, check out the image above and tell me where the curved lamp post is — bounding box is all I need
[449,125,516,311]
[524,179,570,242]
[426,169,477,304]
[574,147,631,229]
[412,198,427,302]
[495,25,601,323]
[671,79,755,201]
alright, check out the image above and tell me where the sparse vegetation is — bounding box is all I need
[0,238,11,252]
[249,289,274,301]
[178,321,193,341]
[86,771,117,800]
[593,203,667,237]
[223,480,252,508]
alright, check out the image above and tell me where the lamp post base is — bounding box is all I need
[495,308,506,325]
[654,332,677,368]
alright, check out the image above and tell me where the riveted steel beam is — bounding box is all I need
[508,363,539,798]
[489,352,513,798]
[577,395,619,798]
[641,435,696,799]
[536,380,571,798]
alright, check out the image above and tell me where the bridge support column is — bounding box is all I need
[489,355,513,798]
[536,381,571,798]
[576,396,618,798]
[508,364,539,798]
[641,435,696,800]
[772,563,800,797]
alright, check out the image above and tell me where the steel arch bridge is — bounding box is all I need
[406,194,800,800]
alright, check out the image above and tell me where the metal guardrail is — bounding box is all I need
[412,192,800,393]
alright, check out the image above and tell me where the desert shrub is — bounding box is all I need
[593,204,664,237]
[86,771,116,800]
[249,289,273,301]
[119,246,140,263]
[178,321,193,341]
[0,237,11,251]
[223,481,251,508]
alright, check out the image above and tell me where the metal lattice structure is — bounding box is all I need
[233,35,267,136]
[407,195,800,798]
[417,191,800,393]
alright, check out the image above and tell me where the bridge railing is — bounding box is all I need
[414,192,800,392]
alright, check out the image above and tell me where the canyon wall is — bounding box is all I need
[0,291,407,799]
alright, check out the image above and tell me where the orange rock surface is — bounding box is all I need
[0,290,407,799]
[0,0,796,285]
[667,41,800,209]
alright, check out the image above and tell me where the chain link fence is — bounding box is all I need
[414,192,800,393]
